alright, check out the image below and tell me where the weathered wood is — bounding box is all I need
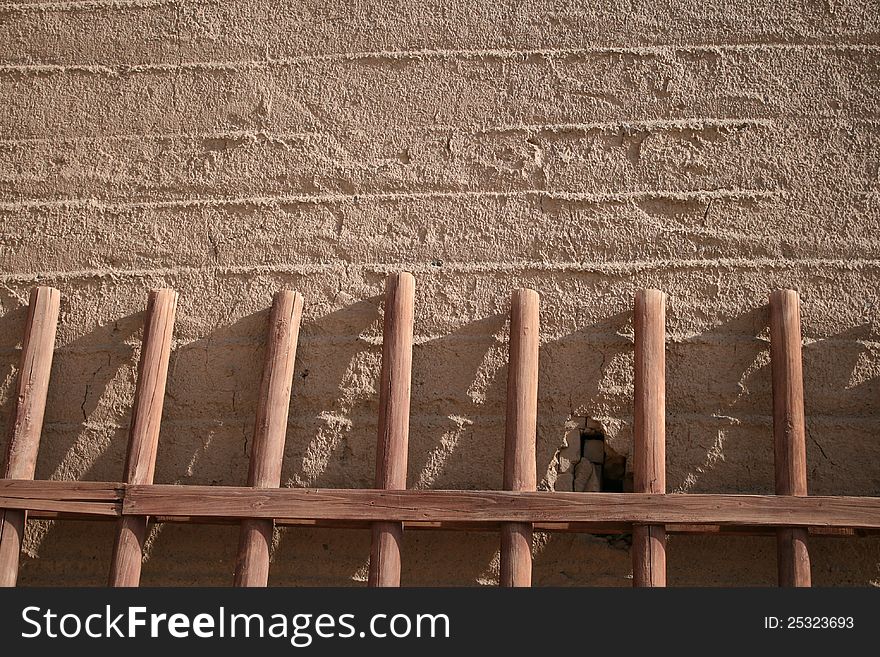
[633,289,667,587]
[260,521,865,537]
[12,491,877,536]
[369,272,415,587]
[123,486,880,529]
[108,289,177,587]
[0,480,123,517]
[0,479,124,500]
[770,289,811,587]
[501,288,539,587]
[15,510,876,536]
[0,286,60,587]
[4,478,879,531]
[235,290,304,587]
[0,498,121,516]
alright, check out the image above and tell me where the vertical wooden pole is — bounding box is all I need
[234,290,304,587]
[368,272,415,587]
[0,287,60,587]
[632,289,667,587]
[769,289,811,587]
[500,288,539,587]
[108,288,177,587]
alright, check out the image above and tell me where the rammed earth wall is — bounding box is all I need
[0,1,878,585]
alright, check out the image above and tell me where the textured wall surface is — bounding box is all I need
[1,0,879,586]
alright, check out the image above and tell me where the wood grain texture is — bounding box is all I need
[0,286,60,587]
[770,289,811,587]
[122,486,880,528]
[0,481,122,516]
[633,288,667,587]
[235,290,304,587]
[16,498,878,536]
[108,288,177,587]
[0,479,123,501]
[500,288,539,587]
[0,500,118,516]
[369,272,415,587]
[4,478,879,530]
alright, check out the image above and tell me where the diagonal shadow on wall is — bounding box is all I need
[0,305,28,441]
[9,308,142,585]
[7,293,879,586]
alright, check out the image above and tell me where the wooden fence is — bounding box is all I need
[1,275,878,587]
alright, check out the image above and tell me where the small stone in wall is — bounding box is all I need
[583,439,605,464]
[554,473,574,492]
[573,460,602,493]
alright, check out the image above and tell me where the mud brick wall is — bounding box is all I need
[1,1,878,585]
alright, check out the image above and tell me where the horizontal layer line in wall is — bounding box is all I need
[0,118,783,145]
[0,188,785,211]
[34,411,880,434]
[3,257,880,285]
[2,191,874,209]
[0,335,760,355]
[0,0,199,13]
[3,332,878,357]
[1,118,876,147]
[2,43,880,76]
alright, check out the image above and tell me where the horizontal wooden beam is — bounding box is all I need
[19,510,874,537]
[0,499,120,516]
[3,480,880,532]
[123,485,880,529]
[0,480,124,501]
[0,480,124,517]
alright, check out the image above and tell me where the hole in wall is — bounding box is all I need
[555,417,634,550]
[556,418,632,493]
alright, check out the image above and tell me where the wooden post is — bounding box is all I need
[769,289,811,587]
[632,289,667,587]
[0,287,60,587]
[108,289,177,587]
[368,272,415,587]
[234,291,304,586]
[500,288,539,587]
